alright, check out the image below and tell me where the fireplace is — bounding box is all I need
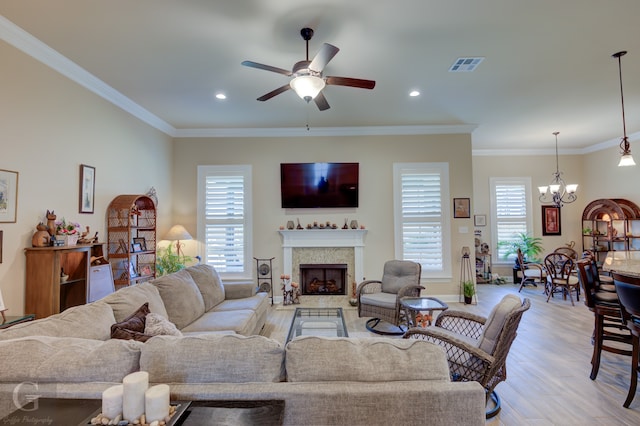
[300,264,347,295]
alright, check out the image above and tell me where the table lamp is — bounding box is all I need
[164,225,193,259]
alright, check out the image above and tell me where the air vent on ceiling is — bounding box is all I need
[449,57,484,72]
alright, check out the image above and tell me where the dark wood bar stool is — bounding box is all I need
[576,260,631,380]
[612,272,640,408]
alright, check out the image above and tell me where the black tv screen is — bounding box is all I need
[280,162,359,208]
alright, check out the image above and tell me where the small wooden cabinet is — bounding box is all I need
[107,195,156,288]
[25,243,105,319]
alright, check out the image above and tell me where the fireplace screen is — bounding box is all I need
[299,264,347,295]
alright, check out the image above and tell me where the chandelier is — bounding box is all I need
[613,51,636,167]
[538,132,578,207]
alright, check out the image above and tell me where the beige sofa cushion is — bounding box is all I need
[140,334,285,383]
[151,269,206,329]
[102,282,168,322]
[0,336,142,383]
[185,264,225,311]
[181,309,256,336]
[0,301,115,341]
[286,337,450,382]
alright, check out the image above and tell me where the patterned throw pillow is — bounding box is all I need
[144,313,183,337]
[110,302,152,342]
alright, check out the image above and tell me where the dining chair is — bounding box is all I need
[612,272,640,408]
[516,248,545,292]
[544,252,579,305]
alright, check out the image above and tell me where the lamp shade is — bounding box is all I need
[290,75,325,100]
[164,225,192,241]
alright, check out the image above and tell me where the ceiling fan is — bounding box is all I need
[241,28,376,111]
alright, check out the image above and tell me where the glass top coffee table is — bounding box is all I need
[286,307,348,343]
[400,296,448,328]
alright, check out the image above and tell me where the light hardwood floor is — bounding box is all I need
[260,284,640,425]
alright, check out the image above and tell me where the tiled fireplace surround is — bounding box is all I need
[279,230,367,300]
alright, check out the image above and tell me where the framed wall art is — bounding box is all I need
[453,198,471,218]
[0,169,18,223]
[542,205,561,236]
[474,214,487,227]
[79,164,95,214]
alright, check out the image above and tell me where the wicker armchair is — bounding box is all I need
[357,260,422,335]
[403,294,530,418]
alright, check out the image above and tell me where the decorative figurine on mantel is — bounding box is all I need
[32,222,50,247]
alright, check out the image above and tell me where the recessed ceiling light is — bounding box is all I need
[215,93,227,100]
[409,90,420,97]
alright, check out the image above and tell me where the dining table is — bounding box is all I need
[602,251,640,277]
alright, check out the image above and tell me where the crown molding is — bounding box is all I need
[0,15,175,135]
[173,124,478,138]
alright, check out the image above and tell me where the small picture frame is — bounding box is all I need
[0,169,19,223]
[474,214,487,227]
[79,164,95,214]
[542,205,562,236]
[139,265,152,276]
[129,262,138,278]
[133,237,147,251]
[131,242,143,253]
[453,198,471,218]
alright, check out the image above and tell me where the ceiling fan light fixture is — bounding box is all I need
[290,75,325,101]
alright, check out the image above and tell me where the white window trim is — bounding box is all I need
[393,162,452,280]
[197,165,253,280]
[489,176,533,265]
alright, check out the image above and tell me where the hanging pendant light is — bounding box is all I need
[538,132,578,208]
[613,51,636,167]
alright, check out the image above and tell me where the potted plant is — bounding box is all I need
[463,280,475,304]
[156,244,192,276]
[497,232,544,265]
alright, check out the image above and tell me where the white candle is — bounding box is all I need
[123,371,148,422]
[102,384,123,420]
[145,384,170,423]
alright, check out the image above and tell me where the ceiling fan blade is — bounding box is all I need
[314,92,330,111]
[325,76,376,89]
[241,61,292,76]
[257,84,291,101]
[309,43,340,72]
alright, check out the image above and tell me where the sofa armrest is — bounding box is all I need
[224,282,257,299]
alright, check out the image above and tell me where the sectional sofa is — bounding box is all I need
[0,264,485,425]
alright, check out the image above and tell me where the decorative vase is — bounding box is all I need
[67,234,78,246]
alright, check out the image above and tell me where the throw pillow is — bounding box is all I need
[144,313,183,337]
[110,302,153,342]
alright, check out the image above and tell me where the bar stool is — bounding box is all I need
[576,260,631,380]
[612,272,640,408]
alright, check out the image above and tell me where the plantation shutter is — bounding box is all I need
[394,163,451,278]
[198,165,252,277]
[494,181,529,260]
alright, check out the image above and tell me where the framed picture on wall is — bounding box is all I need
[0,169,19,223]
[79,164,95,214]
[453,198,471,218]
[474,214,487,226]
[542,205,562,236]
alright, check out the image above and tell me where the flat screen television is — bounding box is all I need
[280,162,359,208]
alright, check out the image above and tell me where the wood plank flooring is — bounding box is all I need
[260,283,640,425]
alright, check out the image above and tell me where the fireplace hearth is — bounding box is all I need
[300,264,347,295]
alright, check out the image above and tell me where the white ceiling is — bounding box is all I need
[2,0,640,153]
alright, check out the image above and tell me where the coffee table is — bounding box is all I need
[400,296,448,328]
[286,307,348,343]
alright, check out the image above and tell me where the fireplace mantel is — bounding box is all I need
[279,229,367,284]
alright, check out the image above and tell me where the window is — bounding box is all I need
[490,177,533,263]
[393,163,451,279]
[197,165,252,279]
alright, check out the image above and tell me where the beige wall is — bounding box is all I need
[173,134,475,299]
[0,41,173,314]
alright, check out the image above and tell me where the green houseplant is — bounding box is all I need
[156,244,192,276]
[497,232,544,264]
[463,280,475,304]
